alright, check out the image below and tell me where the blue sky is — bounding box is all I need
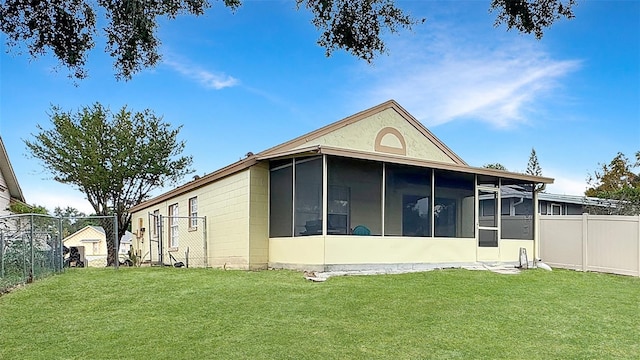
[1,0,639,214]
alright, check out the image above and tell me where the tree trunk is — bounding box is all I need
[101,218,117,266]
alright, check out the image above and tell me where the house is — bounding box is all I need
[63,226,107,267]
[538,193,614,215]
[496,189,615,217]
[129,100,553,271]
[0,136,26,215]
[63,226,134,267]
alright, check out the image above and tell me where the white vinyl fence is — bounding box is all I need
[539,214,640,277]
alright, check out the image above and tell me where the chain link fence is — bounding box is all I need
[140,214,207,267]
[1,214,119,293]
[0,214,62,292]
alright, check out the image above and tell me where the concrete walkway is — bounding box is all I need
[304,263,523,282]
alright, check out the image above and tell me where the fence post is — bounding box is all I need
[533,189,539,266]
[21,226,26,282]
[159,215,164,265]
[582,213,588,272]
[0,232,4,277]
[203,216,208,268]
[58,217,63,272]
[30,214,35,281]
[637,215,640,277]
[114,215,119,270]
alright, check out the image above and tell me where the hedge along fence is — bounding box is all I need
[0,214,119,293]
[539,214,640,277]
[0,214,62,292]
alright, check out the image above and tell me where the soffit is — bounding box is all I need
[262,145,554,184]
[0,136,25,202]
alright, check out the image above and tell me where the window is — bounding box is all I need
[551,204,562,215]
[168,203,179,248]
[152,209,160,239]
[540,202,548,215]
[434,170,474,237]
[189,197,198,229]
[384,164,432,237]
[328,157,382,235]
[270,160,294,237]
[501,199,510,216]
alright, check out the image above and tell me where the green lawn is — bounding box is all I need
[0,268,638,359]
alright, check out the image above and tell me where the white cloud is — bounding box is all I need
[544,170,589,196]
[163,57,238,90]
[361,28,580,128]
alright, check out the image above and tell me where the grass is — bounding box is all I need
[0,267,639,359]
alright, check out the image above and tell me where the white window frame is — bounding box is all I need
[152,209,160,239]
[189,197,198,229]
[551,203,563,215]
[169,203,179,248]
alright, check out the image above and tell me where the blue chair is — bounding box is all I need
[352,225,371,235]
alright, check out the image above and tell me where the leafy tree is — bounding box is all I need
[0,0,575,80]
[525,147,545,192]
[483,163,507,171]
[25,103,193,265]
[585,151,640,215]
[53,206,100,238]
[3,202,49,246]
[7,203,49,215]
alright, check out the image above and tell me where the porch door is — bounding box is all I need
[477,188,500,261]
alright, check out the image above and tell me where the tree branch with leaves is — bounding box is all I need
[585,151,640,215]
[1,0,576,80]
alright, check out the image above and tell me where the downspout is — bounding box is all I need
[513,197,524,207]
[533,185,539,268]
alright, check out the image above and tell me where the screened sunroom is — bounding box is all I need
[267,151,543,270]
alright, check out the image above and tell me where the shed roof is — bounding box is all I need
[63,225,106,243]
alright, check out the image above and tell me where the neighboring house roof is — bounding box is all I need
[120,231,134,244]
[63,225,106,243]
[129,100,553,212]
[499,189,616,208]
[0,136,25,203]
[89,225,106,234]
[538,192,617,207]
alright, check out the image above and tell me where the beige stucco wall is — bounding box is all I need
[499,239,534,263]
[270,236,479,270]
[248,164,269,269]
[324,236,476,264]
[269,236,326,269]
[293,108,456,163]
[131,168,255,269]
[269,233,533,270]
[203,170,250,268]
